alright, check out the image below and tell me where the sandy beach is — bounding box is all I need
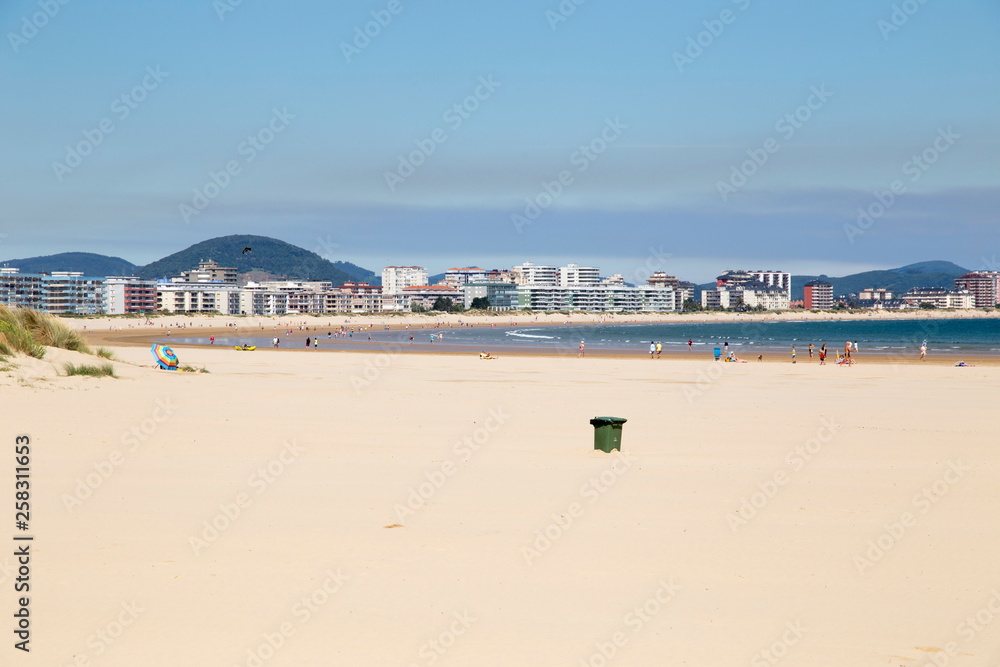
[2,329,998,665]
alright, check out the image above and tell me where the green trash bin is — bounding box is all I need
[590,416,627,452]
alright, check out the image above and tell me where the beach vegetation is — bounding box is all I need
[180,364,209,373]
[470,297,490,310]
[431,297,464,313]
[682,298,702,311]
[918,302,936,309]
[0,305,91,357]
[95,347,117,360]
[62,362,117,378]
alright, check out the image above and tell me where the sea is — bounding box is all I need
[168,317,1000,357]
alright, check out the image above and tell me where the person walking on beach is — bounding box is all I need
[210,336,215,345]
[649,342,656,359]
[853,341,859,353]
[920,340,927,360]
[314,337,319,349]
[791,345,796,364]
[808,343,813,360]
[578,340,585,358]
[844,340,852,360]
[723,341,729,356]
[687,339,693,351]
[272,337,278,348]
[656,341,662,358]
[305,337,310,348]
[819,348,826,365]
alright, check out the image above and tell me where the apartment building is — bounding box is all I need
[954,271,1000,308]
[803,280,833,309]
[382,266,428,294]
[559,264,600,287]
[104,276,157,314]
[180,259,238,284]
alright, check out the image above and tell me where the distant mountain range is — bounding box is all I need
[1,235,377,285]
[699,261,971,300]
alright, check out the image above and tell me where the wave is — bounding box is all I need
[506,329,557,340]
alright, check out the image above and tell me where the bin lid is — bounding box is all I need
[590,416,627,426]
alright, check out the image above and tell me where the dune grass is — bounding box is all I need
[0,305,92,358]
[95,347,117,360]
[62,362,117,378]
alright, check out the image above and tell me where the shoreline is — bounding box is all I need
[59,307,1000,333]
[78,332,998,367]
[71,311,1000,366]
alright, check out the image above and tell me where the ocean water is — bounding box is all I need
[168,318,1000,355]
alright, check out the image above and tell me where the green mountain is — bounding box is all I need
[790,261,969,300]
[696,261,970,300]
[135,235,374,284]
[0,252,138,276]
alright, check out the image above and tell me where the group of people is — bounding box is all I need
[789,341,856,365]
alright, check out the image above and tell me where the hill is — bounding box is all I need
[135,235,374,284]
[790,261,969,300]
[0,252,138,276]
[695,261,970,300]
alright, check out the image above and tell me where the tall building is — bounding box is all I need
[954,271,1000,308]
[104,276,157,314]
[510,262,559,286]
[382,266,428,296]
[748,270,792,298]
[803,280,833,309]
[180,259,238,284]
[558,263,600,287]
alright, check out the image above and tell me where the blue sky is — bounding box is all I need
[1,0,997,282]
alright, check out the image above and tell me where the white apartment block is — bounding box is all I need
[156,282,241,314]
[382,266,429,296]
[858,287,894,301]
[516,285,680,312]
[511,262,559,286]
[747,270,791,298]
[559,263,600,287]
[701,284,789,310]
[239,289,289,316]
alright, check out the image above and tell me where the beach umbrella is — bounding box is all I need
[151,343,179,370]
